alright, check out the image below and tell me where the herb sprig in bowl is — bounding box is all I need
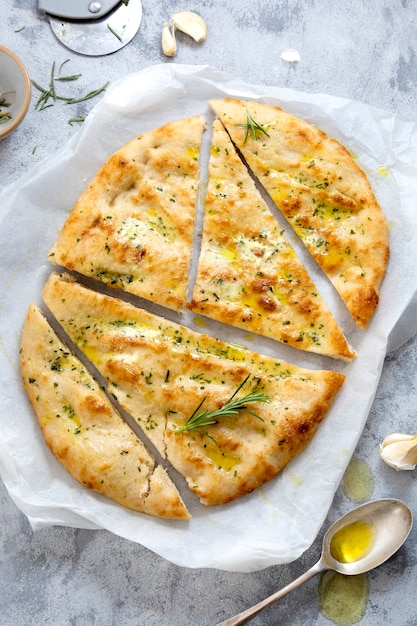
[0,45,31,139]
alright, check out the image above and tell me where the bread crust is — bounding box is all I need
[48,116,205,311]
[21,103,389,517]
[209,98,389,328]
[189,119,356,360]
[42,272,345,507]
[20,303,190,520]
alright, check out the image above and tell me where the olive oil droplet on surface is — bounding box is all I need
[343,456,374,503]
[330,520,375,563]
[243,333,254,342]
[318,571,369,626]
[193,316,206,328]
[377,165,390,177]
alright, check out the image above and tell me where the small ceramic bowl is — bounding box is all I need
[0,46,31,139]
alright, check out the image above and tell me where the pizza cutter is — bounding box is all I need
[38,0,143,56]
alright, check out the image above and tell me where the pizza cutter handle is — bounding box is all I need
[38,0,121,20]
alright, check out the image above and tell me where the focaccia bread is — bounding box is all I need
[209,98,389,328]
[42,272,345,507]
[48,116,205,312]
[20,303,190,520]
[189,119,355,360]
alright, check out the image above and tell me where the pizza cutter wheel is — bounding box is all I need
[38,0,142,56]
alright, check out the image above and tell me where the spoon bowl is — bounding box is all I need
[216,499,413,626]
[321,498,412,575]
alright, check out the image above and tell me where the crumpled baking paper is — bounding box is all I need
[1,64,417,572]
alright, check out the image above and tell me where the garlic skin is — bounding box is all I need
[280,48,301,67]
[171,11,207,43]
[162,22,177,57]
[379,433,417,471]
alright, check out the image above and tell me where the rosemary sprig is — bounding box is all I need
[55,59,82,82]
[235,110,270,144]
[0,111,12,124]
[0,93,13,107]
[0,91,14,124]
[68,116,86,126]
[32,60,108,116]
[108,24,123,42]
[176,374,269,440]
[64,83,109,105]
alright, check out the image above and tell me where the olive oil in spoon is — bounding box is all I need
[216,499,413,626]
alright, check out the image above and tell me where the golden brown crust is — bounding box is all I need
[189,119,355,360]
[20,303,190,520]
[23,105,387,516]
[42,272,345,507]
[209,98,389,328]
[48,116,205,311]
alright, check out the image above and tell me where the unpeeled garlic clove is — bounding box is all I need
[379,433,417,471]
[171,11,207,43]
[162,22,177,57]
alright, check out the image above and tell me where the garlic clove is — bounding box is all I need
[379,433,417,471]
[171,11,207,43]
[162,22,177,57]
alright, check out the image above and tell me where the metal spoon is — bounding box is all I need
[216,498,413,626]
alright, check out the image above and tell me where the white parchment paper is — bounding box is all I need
[1,64,417,572]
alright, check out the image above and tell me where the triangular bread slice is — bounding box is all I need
[42,272,345,507]
[20,303,190,520]
[189,119,355,360]
[48,116,205,312]
[209,98,389,328]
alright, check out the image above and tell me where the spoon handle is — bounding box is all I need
[215,560,326,626]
